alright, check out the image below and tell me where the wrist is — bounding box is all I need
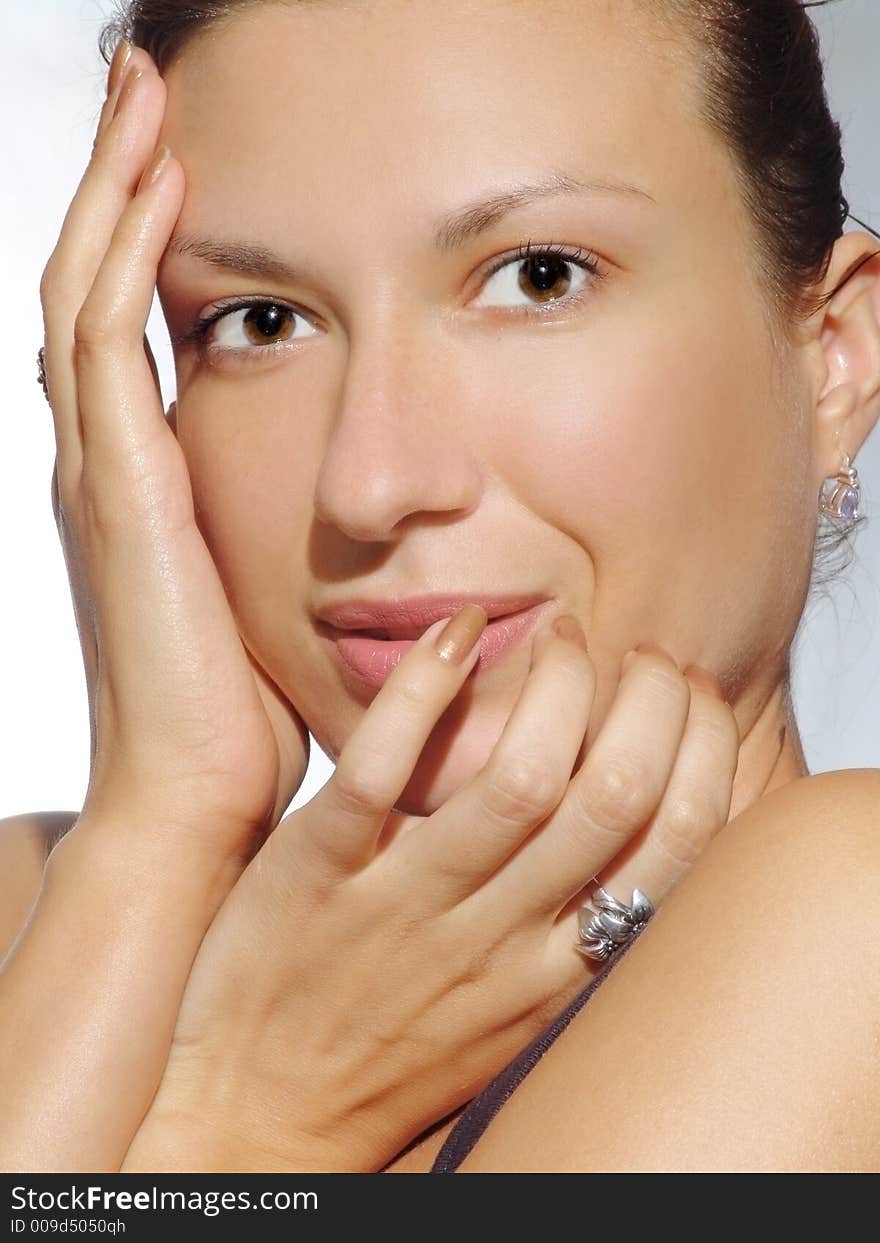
[122,1107,355,1174]
[0,816,245,1172]
[126,1045,387,1173]
[53,807,250,924]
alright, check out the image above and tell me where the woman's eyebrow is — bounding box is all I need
[163,235,301,283]
[434,170,656,251]
[164,170,655,281]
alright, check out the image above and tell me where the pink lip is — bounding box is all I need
[318,599,551,690]
[316,593,550,631]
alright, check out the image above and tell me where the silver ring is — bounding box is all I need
[575,883,655,962]
[37,346,50,404]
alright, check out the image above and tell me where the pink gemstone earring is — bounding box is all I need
[819,448,862,525]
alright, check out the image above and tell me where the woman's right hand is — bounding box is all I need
[41,42,308,866]
[123,609,742,1173]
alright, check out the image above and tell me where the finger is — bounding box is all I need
[72,145,184,471]
[286,606,489,874]
[547,668,740,966]
[49,52,162,301]
[40,51,164,473]
[482,645,692,920]
[394,617,595,906]
[92,40,134,152]
[587,666,740,901]
[50,459,99,764]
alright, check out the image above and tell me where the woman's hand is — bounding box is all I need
[124,608,740,1173]
[0,43,307,1173]
[41,43,308,862]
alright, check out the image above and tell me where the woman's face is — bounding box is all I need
[157,0,818,815]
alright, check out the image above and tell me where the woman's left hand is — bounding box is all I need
[122,614,741,1173]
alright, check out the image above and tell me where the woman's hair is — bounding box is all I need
[98,0,879,597]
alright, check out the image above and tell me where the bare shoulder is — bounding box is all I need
[456,768,880,1173]
[772,766,880,836]
[0,811,78,959]
[744,766,880,864]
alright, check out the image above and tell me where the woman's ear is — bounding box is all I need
[811,231,880,480]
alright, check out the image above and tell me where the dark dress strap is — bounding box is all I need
[430,922,647,1173]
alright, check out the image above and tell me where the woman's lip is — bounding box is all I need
[320,601,551,691]
[316,593,549,631]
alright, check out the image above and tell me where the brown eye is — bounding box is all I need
[518,253,574,303]
[241,304,297,344]
[204,301,319,353]
[473,243,600,314]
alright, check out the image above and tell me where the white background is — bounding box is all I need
[1,0,878,821]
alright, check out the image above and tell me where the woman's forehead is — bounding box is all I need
[160,0,706,198]
[156,0,754,298]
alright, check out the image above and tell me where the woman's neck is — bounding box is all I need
[727,673,809,822]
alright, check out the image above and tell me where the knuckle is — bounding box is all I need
[580,753,657,834]
[40,249,74,305]
[74,307,118,355]
[483,751,564,826]
[329,759,388,818]
[39,262,61,305]
[653,791,721,866]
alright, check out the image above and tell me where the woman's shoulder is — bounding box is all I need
[0,811,78,959]
[784,764,880,823]
[751,766,879,858]
[453,767,880,1172]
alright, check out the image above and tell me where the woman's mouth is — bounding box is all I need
[319,600,551,690]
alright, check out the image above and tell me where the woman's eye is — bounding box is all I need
[191,302,318,355]
[473,243,602,313]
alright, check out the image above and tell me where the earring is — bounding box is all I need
[819,448,862,524]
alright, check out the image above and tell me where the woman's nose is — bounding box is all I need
[312,345,484,542]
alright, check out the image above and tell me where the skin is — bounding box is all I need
[152,0,872,832]
[6,0,879,1173]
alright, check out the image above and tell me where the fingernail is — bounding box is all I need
[113,64,143,120]
[552,615,588,651]
[683,664,725,699]
[624,642,673,672]
[137,145,172,194]
[434,604,488,664]
[107,40,133,97]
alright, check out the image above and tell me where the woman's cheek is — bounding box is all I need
[486,329,681,550]
[175,385,316,642]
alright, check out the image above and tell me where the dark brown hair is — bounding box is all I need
[98,0,879,594]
